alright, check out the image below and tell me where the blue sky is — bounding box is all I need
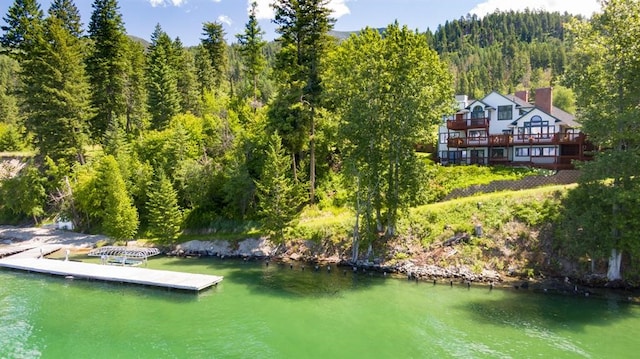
[1,0,601,46]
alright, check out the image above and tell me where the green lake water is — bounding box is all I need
[1,257,639,358]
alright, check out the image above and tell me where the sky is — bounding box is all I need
[0,0,602,46]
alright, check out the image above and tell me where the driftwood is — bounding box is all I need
[441,233,470,247]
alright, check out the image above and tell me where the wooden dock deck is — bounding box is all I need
[0,246,223,292]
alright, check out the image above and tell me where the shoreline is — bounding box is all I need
[2,225,639,300]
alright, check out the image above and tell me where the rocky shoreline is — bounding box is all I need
[1,226,638,299]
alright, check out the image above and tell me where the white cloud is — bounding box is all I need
[148,0,187,7]
[218,15,233,25]
[253,0,350,20]
[470,0,601,18]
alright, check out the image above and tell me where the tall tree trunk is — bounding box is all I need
[607,248,622,281]
[309,106,316,203]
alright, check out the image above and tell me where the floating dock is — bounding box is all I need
[0,246,223,292]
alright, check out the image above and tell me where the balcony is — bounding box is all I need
[447,132,588,149]
[446,117,489,131]
[447,137,488,148]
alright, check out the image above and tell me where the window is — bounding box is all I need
[515,147,529,156]
[498,105,513,120]
[471,105,484,119]
[439,133,448,144]
[491,148,505,158]
[523,115,552,139]
[531,147,557,157]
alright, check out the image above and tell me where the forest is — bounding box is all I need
[1,0,640,281]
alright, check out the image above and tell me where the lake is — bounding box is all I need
[1,256,638,358]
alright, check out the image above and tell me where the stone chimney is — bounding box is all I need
[535,87,553,114]
[515,90,529,103]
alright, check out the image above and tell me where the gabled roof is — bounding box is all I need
[509,107,579,128]
[465,99,495,111]
[551,106,579,127]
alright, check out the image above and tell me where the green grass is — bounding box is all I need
[403,184,573,246]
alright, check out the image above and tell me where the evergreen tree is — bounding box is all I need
[20,7,93,164]
[48,0,82,37]
[146,24,181,130]
[271,0,335,203]
[194,44,215,95]
[255,132,300,242]
[86,0,128,140]
[0,0,43,52]
[122,37,149,135]
[95,155,138,240]
[201,21,227,89]
[236,1,267,103]
[172,37,200,115]
[0,53,20,126]
[146,171,182,242]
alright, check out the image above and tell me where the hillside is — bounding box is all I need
[428,10,579,98]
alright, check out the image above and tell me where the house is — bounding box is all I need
[437,88,593,169]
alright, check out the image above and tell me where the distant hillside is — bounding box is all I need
[427,10,581,98]
[128,34,150,50]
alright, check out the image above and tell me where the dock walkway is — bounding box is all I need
[0,245,223,291]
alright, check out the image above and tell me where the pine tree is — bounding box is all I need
[86,0,128,141]
[236,1,267,103]
[172,37,200,115]
[122,37,149,135]
[194,44,215,95]
[255,132,300,242]
[146,171,182,243]
[146,24,181,130]
[0,0,43,52]
[20,5,93,164]
[201,21,228,89]
[271,0,335,203]
[48,0,82,37]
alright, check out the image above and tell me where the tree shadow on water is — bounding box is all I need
[455,289,638,332]
[161,257,388,298]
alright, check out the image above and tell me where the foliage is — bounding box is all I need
[146,24,181,130]
[86,0,128,140]
[255,132,302,242]
[236,1,267,103]
[0,163,46,223]
[0,0,43,52]
[402,186,566,246]
[563,0,640,279]
[0,123,23,151]
[73,155,138,239]
[271,0,336,203]
[430,10,578,96]
[19,9,92,164]
[146,171,182,243]
[326,23,453,242]
[423,164,544,203]
[201,21,227,89]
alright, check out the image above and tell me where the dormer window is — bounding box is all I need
[471,105,484,119]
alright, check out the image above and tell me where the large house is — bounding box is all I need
[437,88,593,170]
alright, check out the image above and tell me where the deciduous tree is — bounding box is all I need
[565,0,640,280]
[326,23,453,258]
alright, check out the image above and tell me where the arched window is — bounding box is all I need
[471,105,484,119]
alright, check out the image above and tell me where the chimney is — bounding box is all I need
[535,87,553,114]
[515,90,529,103]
